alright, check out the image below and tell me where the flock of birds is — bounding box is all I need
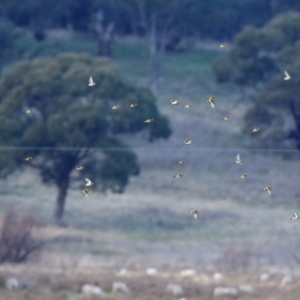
[22,44,298,221]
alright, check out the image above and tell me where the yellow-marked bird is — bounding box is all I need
[112,105,120,110]
[263,186,272,195]
[190,210,198,219]
[26,109,34,114]
[223,116,230,121]
[235,154,243,164]
[129,103,138,108]
[24,157,33,161]
[81,189,89,197]
[207,96,215,108]
[291,212,299,220]
[219,43,227,48]
[173,174,183,178]
[76,165,84,171]
[240,174,248,179]
[183,140,192,145]
[252,127,260,133]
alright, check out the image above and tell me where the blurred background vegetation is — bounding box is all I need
[0,2,300,296]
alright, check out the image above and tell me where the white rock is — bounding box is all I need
[112,281,129,294]
[146,268,158,276]
[238,285,254,293]
[281,275,293,286]
[118,269,128,276]
[6,278,19,291]
[213,287,238,297]
[213,272,223,281]
[259,273,270,281]
[166,283,184,296]
[180,269,197,277]
[81,284,103,297]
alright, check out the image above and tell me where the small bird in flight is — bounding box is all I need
[263,186,272,194]
[112,105,120,110]
[85,178,93,186]
[252,127,260,133]
[207,96,215,108]
[81,189,89,197]
[173,174,183,178]
[240,174,248,179]
[144,118,154,123]
[184,140,192,145]
[76,165,84,171]
[283,71,291,81]
[219,43,227,48]
[88,76,96,86]
[24,157,33,161]
[190,210,198,219]
[129,103,138,108]
[177,160,186,165]
[183,104,192,108]
[171,100,179,106]
[223,116,230,121]
[235,154,243,164]
[26,109,34,114]
[291,212,299,220]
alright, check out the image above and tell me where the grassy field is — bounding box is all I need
[0,33,300,299]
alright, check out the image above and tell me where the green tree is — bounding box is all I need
[0,53,171,224]
[213,12,300,149]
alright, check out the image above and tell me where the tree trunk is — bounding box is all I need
[149,13,160,98]
[54,179,69,226]
[95,11,114,57]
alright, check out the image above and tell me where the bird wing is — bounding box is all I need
[210,102,215,108]
[284,71,289,77]
[236,154,240,160]
[85,178,91,185]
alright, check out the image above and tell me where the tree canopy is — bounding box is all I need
[0,53,171,224]
[213,12,300,150]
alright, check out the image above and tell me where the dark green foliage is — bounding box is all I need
[0,53,171,221]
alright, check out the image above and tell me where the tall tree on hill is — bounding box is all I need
[0,53,171,225]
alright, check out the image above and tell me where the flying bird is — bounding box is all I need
[24,157,33,161]
[144,118,154,123]
[263,186,272,194]
[207,96,215,108]
[240,174,248,179]
[129,103,138,108]
[85,178,93,186]
[76,165,84,171]
[291,212,299,220]
[177,160,186,165]
[88,76,96,86]
[252,127,260,133]
[171,100,179,106]
[81,189,89,197]
[219,43,227,48]
[190,210,198,219]
[235,154,243,164]
[223,116,230,121]
[173,174,183,178]
[26,109,34,114]
[284,71,291,81]
[183,104,192,108]
[184,140,192,145]
[112,105,120,110]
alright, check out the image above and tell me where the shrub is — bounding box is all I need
[0,210,43,263]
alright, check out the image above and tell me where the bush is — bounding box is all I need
[0,210,43,263]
